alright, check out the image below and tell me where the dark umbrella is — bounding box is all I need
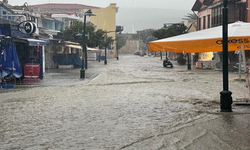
[0,37,22,78]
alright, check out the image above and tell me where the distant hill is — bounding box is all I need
[116,7,192,33]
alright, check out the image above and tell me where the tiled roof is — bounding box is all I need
[28,3,100,15]
[29,3,100,10]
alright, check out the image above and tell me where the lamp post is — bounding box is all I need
[116,39,119,60]
[220,0,233,112]
[104,31,116,65]
[80,9,95,79]
[104,32,108,65]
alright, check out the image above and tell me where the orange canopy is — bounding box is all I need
[149,21,250,53]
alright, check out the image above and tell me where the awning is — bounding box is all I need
[65,44,82,49]
[13,38,47,46]
[65,44,101,52]
[27,39,47,46]
[148,21,250,53]
[87,47,102,53]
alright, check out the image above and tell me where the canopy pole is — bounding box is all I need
[187,53,191,70]
[239,50,242,80]
[241,46,247,75]
[220,0,232,112]
[241,45,250,100]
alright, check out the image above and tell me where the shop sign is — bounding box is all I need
[17,21,37,34]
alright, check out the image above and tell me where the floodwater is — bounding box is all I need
[0,55,250,150]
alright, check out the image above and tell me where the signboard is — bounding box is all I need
[17,21,37,34]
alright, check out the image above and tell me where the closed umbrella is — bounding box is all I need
[0,37,22,78]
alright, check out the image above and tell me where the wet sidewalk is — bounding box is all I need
[13,60,107,87]
[1,54,250,150]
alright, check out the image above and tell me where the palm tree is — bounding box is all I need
[182,12,198,21]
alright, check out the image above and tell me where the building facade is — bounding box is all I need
[192,0,248,69]
[29,3,119,58]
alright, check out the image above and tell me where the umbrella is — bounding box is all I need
[0,37,22,78]
[149,21,250,53]
[149,21,250,109]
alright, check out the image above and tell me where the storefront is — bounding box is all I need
[12,37,47,80]
[0,23,49,81]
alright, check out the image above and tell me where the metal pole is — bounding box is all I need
[220,0,232,112]
[116,39,119,60]
[104,33,107,65]
[187,53,191,70]
[239,49,242,80]
[80,15,86,78]
[98,52,101,62]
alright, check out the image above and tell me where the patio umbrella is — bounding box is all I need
[149,21,250,108]
[149,21,250,53]
[0,37,22,78]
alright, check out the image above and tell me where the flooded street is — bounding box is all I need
[1,55,250,150]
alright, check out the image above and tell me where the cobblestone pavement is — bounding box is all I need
[0,55,250,150]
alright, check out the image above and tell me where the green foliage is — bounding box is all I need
[132,29,156,50]
[152,24,187,40]
[182,12,198,21]
[116,34,126,50]
[59,22,113,49]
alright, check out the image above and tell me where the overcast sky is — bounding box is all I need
[8,0,196,33]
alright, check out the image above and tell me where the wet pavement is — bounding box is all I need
[0,54,250,150]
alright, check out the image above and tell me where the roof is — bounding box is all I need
[0,2,14,13]
[29,3,100,10]
[28,3,100,15]
[191,0,243,12]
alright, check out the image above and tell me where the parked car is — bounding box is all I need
[134,50,146,55]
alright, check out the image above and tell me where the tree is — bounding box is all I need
[152,24,187,40]
[116,34,126,50]
[132,29,156,51]
[152,24,187,65]
[59,22,113,49]
[182,12,198,21]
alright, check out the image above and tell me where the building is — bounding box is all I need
[90,3,119,58]
[191,0,248,70]
[29,3,120,58]
[0,1,48,81]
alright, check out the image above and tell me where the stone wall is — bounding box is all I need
[119,40,139,54]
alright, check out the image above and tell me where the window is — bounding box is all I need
[198,18,201,30]
[212,6,222,27]
[203,16,206,29]
[207,15,210,28]
[3,11,7,19]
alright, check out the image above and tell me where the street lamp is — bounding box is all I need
[116,38,119,60]
[104,31,115,65]
[104,32,108,65]
[104,29,123,64]
[80,9,95,79]
[221,0,233,112]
